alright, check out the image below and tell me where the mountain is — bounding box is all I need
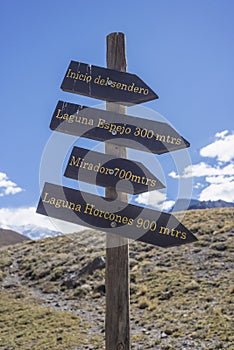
[1,224,63,239]
[3,224,64,240]
[0,207,233,349]
[170,198,234,212]
[18,224,63,240]
[0,228,30,246]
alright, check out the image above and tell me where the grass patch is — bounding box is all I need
[0,288,102,350]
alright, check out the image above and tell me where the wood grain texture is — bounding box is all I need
[105,32,130,350]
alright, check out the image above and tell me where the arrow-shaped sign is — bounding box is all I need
[36,182,197,248]
[64,146,165,194]
[60,61,158,104]
[50,101,190,155]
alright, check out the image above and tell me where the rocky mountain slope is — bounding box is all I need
[0,207,233,350]
[0,228,30,246]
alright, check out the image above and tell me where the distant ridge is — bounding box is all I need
[0,228,31,247]
[2,224,65,240]
[170,199,234,212]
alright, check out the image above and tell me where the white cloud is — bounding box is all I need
[169,162,234,179]
[205,175,234,184]
[168,130,234,203]
[0,172,23,197]
[135,191,175,211]
[194,182,204,189]
[215,130,228,139]
[162,200,175,211]
[199,180,234,202]
[0,206,84,234]
[200,130,234,162]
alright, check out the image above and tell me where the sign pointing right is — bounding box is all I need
[60,61,158,104]
[36,182,198,248]
[50,100,190,155]
[64,146,165,194]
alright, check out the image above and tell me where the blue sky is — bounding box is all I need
[0,0,233,232]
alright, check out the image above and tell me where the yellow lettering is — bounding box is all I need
[104,211,110,219]
[84,203,94,215]
[69,156,81,167]
[109,213,115,221]
[42,192,50,203]
[128,83,135,92]
[86,76,92,83]
[122,217,128,224]
[55,199,63,208]
[55,109,62,119]
[128,218,134,225]
[66,68,72,78]
[70,71,78,79]
[159,226,170,235]
[145,178,150,186]
[68,115,74,123]
[50,197,56,205]
[131,175,141,183]
[97,118,105,128]
[94,75,101,84]
[156,134,166,142]
[75,204,81,212]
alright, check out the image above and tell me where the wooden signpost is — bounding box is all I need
[105,33,130,350]
[50,100,190,154]
[64,146,165,194]
[61,60,158,104]
[37,32,197,349]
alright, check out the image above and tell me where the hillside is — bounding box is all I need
[169,198,234,212]
[0,228,30,246]
[0,207,233,350]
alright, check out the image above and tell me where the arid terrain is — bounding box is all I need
[0,207,233,349]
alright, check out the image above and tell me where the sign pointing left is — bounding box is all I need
[61,61,158,104]
[36,182,198,248]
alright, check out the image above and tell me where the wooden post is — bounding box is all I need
[105,32,130,350]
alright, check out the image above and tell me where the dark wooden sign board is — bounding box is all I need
[36,182,197,248]
[64,146,165,194]
[61,61,158,104]
[50,100,190,155]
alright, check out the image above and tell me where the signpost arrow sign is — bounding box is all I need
[64,146,165,195]
[36,182,197,248]
[60,61,158,104]
[50,100,190,155]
